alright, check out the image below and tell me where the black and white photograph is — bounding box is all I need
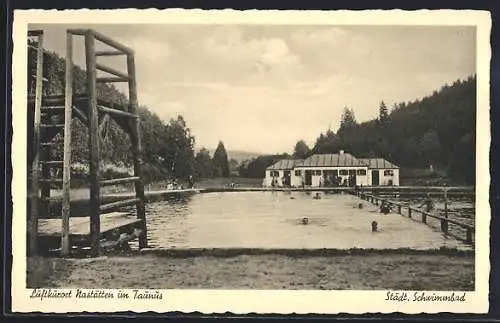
[11,9,491,314]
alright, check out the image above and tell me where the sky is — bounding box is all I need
[31,24,476,154]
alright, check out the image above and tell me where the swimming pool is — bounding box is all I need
[141,191,472,250]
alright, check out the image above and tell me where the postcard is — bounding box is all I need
[11,8,491,314]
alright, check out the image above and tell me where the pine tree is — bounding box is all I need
[338,107,357,139]
[378,101,390,126]
[340,107,357,129]
[194,147,215,178]
[213,141,230,178]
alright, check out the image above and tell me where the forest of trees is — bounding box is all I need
[193,142,232,179]
[239,76,476,185]
[27,40,230,184]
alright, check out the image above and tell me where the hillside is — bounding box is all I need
[315,76,476,184]
[203,149,262,164]
[27,39,198,183]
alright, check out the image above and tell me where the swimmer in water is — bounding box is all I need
[380,201,391,214]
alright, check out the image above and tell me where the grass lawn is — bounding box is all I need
[27,252,474,290]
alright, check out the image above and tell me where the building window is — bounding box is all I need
[339,169,348,176]
[294,170,302,176]
[348,169,356,175]
[384,170,394,176]
[270,171,280,177]
[313,170,322,176]
[357,169,367,176]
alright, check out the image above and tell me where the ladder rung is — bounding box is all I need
[28,94,88,106]
[40,160,64,166]
[97,105,137,119]
[41,124,65,128]
[95,50,124,56]
[41,142,57,147]
[72,106,88,124]
[95,63,130,80]
[97,77,129,83]
[100,198,140,212]
[41,106,65,111]
[39,178,63,184]
[41,196,62,202]
[41,112,64,117]
[100,176,140,186]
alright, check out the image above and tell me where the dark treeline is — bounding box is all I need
[194,141,234,179]
[238,153,291,179]
[239,76,476,184]
[27,40,230,184]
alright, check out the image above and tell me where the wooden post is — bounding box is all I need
[398,205,402,214]
[441,219,448,233]
[29,32,44,256]
[61,31,73,256]
[40,156,51,217]
[466,227,473,244]
[85,31,101,256]
[443,184,448,219]
[408,207,412,218]
[422,212,427,224]
[127,51,148,249]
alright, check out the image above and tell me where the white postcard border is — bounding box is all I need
[11,9,492,314]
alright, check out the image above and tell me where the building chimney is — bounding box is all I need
[339,150,344,155]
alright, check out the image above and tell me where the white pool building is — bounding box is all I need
[265,151,400,187]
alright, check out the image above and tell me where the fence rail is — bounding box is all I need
[356,191,474,245]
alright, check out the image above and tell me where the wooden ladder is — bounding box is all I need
[75,29,147,257]
[28,29,147,257]
[29,29,76,256]
[28,29,47,256]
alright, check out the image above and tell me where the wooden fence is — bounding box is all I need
[356,191,474,245]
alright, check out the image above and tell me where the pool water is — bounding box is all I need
[141,191,472,250]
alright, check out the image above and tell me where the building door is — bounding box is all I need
[305,170,312,186]
[348,170,356,186]
[283,170,291,186]
[372,170,380,186]
[332,170,339,186]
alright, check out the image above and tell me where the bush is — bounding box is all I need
[142,163,170,184]
[100,163,133,180]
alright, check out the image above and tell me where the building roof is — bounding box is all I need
[360,158,399,169]
[298,153,368,168]
[267,159,303,170]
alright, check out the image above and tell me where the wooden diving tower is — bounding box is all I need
[28,29,147,257]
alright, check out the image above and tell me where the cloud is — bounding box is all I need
[187,26,302,86]
[260,38,294,65]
